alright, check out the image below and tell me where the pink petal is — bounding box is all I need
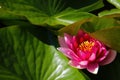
[100,49,117,65]
[89,53,96,61]
[69,60,86,69]
[77,50,87,59]
[96,47,108,62]
[77,30,85,38]
[57,47,79,60]
[87,63,99,74]
[64,33,73,49]
[96,41,101,46]
[79,60,88,66]
[72,36,78,48]
[58,36,68,48]
[97,47,107,57]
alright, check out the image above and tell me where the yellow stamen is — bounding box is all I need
[79,41,95,51]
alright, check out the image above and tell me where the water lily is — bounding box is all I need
[57,30,117,74]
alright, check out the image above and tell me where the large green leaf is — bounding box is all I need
[57,18,90,35]
[52,8,95,26]
[0,0,104,27]
[0,8,28,27]
[61,0,103,11]
[0,26,90,80]
[98,8,120,17]
[107,0,120,9]
[82,17,120,31]
[77,0,104,12]
[57,16,120,35]
[0,8,22,20]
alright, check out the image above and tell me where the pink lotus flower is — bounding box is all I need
[57,30,117,74]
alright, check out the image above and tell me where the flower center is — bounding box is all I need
[79,41,95,51]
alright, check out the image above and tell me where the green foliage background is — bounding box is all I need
[0,0,120,80]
